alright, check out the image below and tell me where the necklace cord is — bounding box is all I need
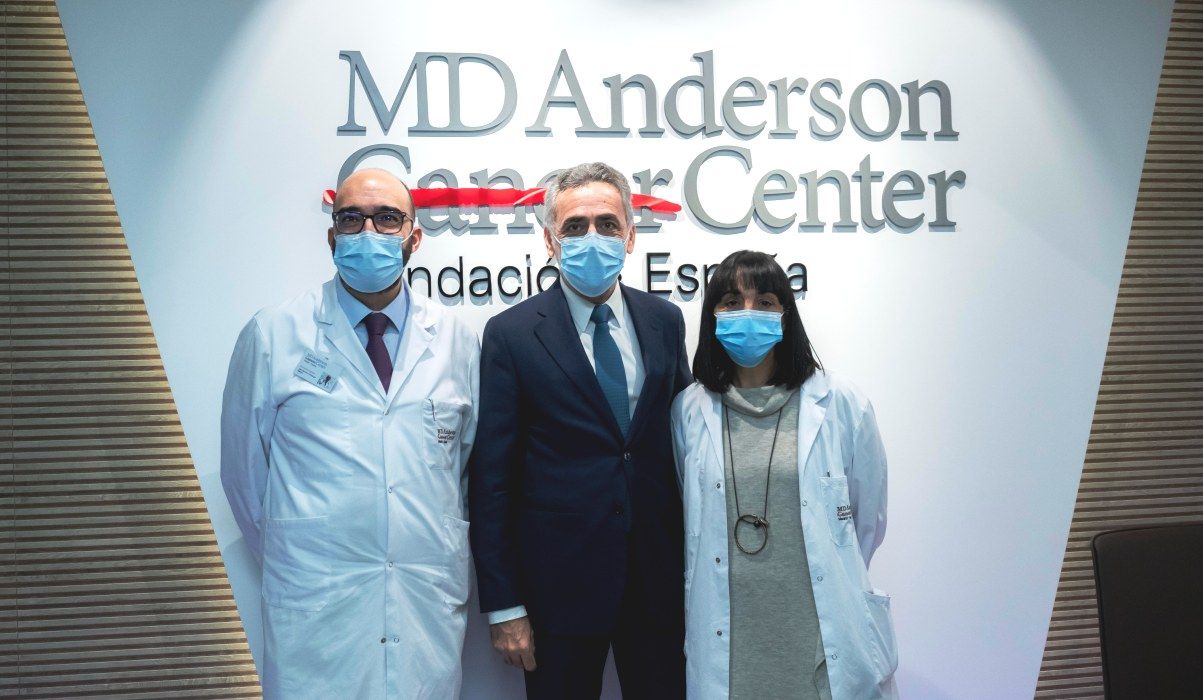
[724,401,785,555]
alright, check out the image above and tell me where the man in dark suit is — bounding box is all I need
[469,162,692,698]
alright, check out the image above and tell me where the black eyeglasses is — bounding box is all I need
[332,209,412,235]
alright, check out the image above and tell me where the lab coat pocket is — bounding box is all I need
[440,516,472,608]
[424,399,466,470]
[820,475,855,547]
[262,515,331,613]
[864,589,900,681]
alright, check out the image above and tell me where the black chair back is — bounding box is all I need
[1091,523,1203,699]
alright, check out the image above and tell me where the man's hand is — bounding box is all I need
[490,616,537,671]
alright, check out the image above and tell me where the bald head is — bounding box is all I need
[333,168,416,220]
[327,168,423,264]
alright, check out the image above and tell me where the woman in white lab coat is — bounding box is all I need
[671,251,898,699]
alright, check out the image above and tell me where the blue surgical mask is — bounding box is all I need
[557,231,627,298]
[715,310,784,368]
[333,232,408,293]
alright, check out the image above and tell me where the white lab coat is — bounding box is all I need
[670,371,898,699]
[221,277,479,700]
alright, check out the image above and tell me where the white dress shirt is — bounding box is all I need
[487,282,646,626]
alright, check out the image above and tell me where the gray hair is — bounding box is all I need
[543,162,634,234]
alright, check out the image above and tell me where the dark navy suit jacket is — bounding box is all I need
[469,281,692,636]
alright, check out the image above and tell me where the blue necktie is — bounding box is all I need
[590,304,630,438]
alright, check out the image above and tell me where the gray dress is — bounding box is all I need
[723,385,831,700]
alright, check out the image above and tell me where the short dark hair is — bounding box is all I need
[692,250,821,393]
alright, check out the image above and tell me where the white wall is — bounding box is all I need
[58,1,1171,697]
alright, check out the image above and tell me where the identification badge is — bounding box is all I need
[294,351,341,392]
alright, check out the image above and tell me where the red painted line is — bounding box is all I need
[323,187,681,214]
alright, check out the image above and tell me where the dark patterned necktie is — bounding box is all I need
[590,304,630,438]
[364,312,392,391]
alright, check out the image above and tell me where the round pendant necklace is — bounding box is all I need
[725,403,784,555]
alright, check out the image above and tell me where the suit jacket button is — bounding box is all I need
[623,452,631,461]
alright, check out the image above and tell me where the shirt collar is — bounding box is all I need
[561,282,625,334]
[334,275,410,331]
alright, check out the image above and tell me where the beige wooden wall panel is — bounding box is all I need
[1035,0,1203,697]
[1,1,261,696]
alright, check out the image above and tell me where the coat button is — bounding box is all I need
[614,505,624,516]
[715,557,721,564]
[717,630,723,637]
[623,452,632,461]
[380,638,386,644]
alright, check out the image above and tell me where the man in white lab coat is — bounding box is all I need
[220,169,479,699]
